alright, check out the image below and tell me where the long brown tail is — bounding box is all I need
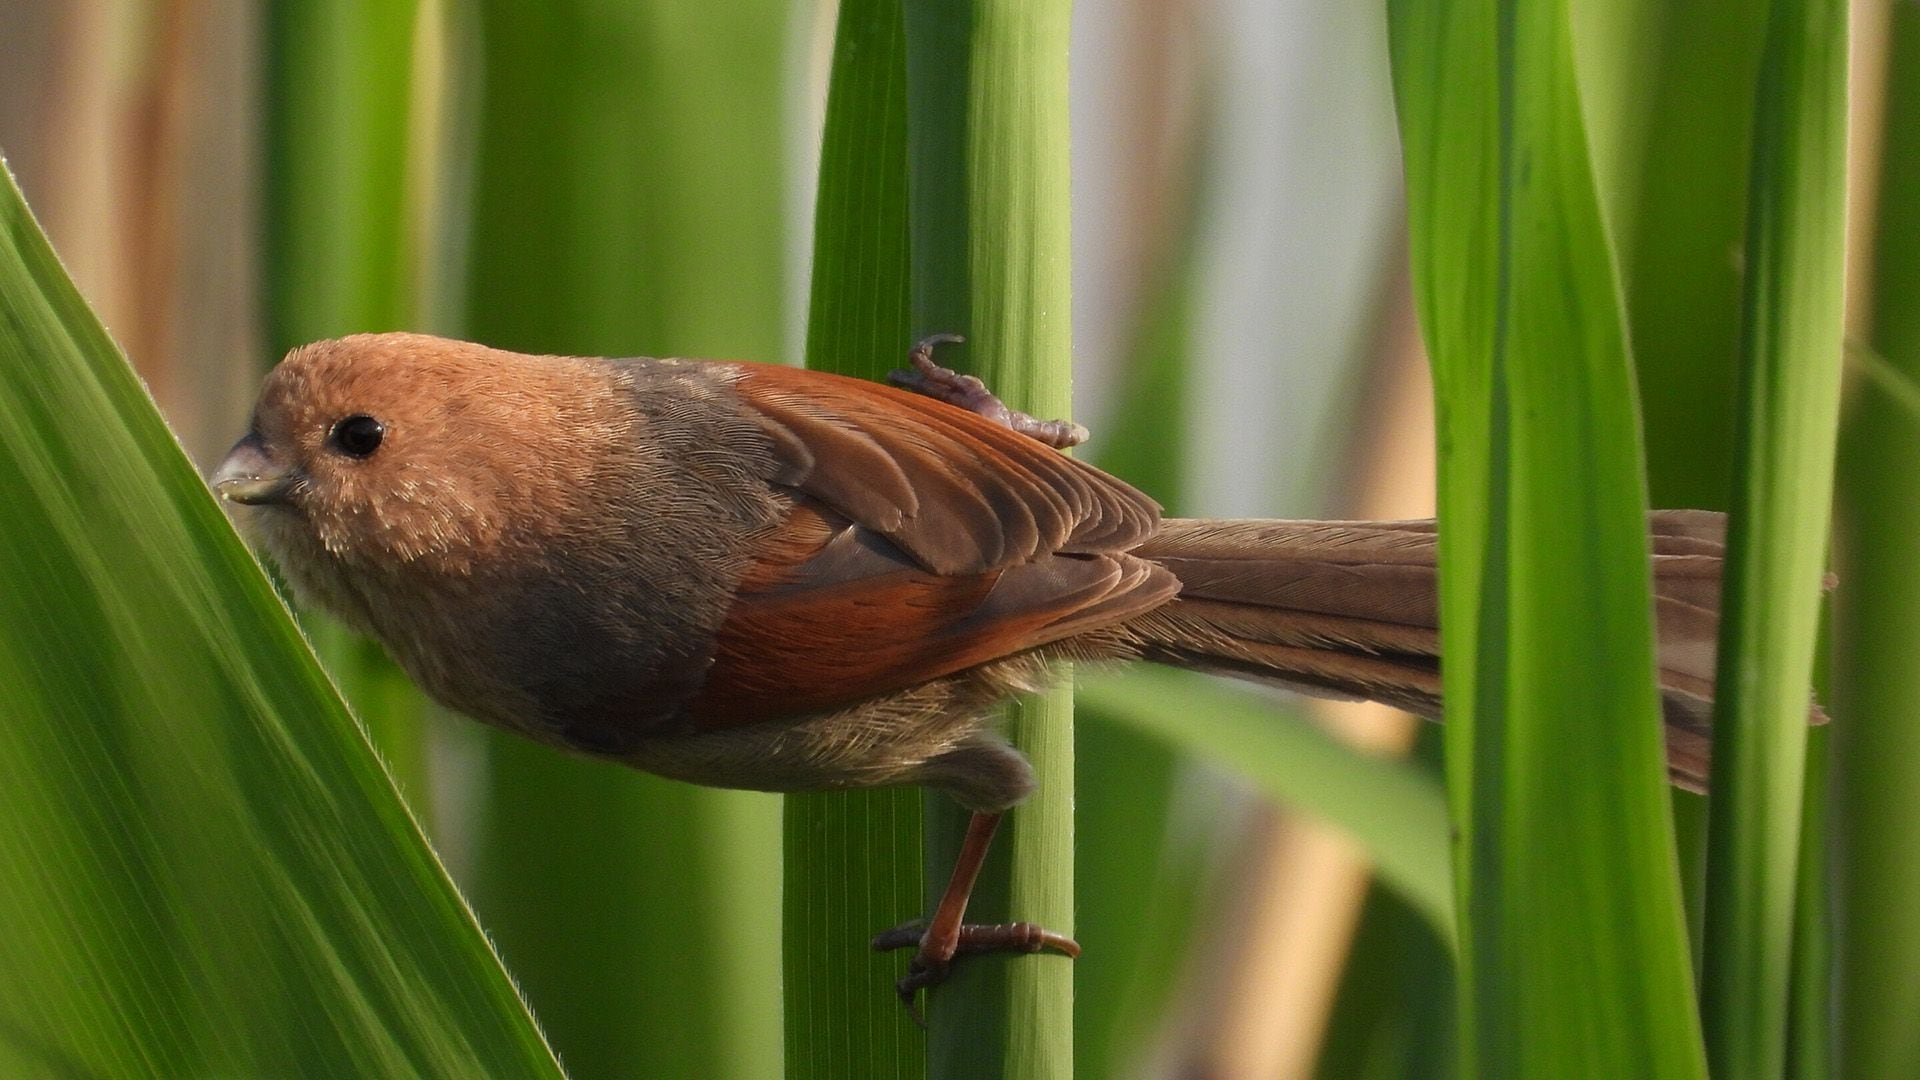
[1117,510,1740,791]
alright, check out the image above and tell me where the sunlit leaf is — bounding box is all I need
[0,161,561,1080]
[1386,0,1709,1072]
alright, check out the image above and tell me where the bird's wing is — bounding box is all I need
[679,363,1174,728]
[684,500,1176,727]
[725,361,1160,573]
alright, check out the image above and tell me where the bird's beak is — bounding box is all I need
[212,433,297,506]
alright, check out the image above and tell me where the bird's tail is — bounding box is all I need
[1114,510,1763,792]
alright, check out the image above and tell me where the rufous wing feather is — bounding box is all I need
[727,362,1161,573]
[683,363,1177,728]
[688,500,1175,728]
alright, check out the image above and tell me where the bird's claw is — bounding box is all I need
[894,956,948,1028]
[889,334,1091,450]
[870,920,926,952]
[873,917,1082,1024]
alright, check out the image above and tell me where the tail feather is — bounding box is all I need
[1119,510,1816,793]
[1146,558,1438,626]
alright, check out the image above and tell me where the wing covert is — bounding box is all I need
[727,363,1159,575]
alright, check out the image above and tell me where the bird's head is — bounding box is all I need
[213,332,634,573]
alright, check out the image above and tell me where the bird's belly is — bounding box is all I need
[361,577,711,756]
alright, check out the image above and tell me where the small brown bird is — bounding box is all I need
[213,331,1733,1010]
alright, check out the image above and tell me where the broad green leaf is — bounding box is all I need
[457,4,788,1078]
[900,0,1076,1073]
[1078,670,1452,935]
[1698,0,1848,1073]
[0,161,560,1078]
[1385,0,1708,1074]
[785,0,925,1073]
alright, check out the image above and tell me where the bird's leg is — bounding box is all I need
[871,810,1080,1023]
[889,334,1091,450]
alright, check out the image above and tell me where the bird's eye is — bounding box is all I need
[329,414,386,458]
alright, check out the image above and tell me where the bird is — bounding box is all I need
[211,330,1742,1012]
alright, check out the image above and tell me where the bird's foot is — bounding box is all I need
[872,917,1081,1025]
[889,334,1091,449]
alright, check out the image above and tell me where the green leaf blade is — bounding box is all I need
[0,161,561,1079]
[900,0,1077,1072]
[1700,0,1850,1074]
[785,0,926,1073]
[1387,0,1710,1074]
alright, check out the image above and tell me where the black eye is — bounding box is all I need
[330,414,385,458]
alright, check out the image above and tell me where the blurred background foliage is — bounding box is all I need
[0,0,1908,1076]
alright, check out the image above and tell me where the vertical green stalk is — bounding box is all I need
[1387,0,1707,1074]
[458,4,787,1078]
[1835,6,1920,1077]
[262,1,419,347]
[261,1,435,802]
[1581,0,1767,958]
[784,0,925,1075]
[1698,0,1848,1073]
[900,0,1076,1074]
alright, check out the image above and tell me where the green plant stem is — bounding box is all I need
[1698,0,1849,1073]
[784,0,925,1074]
[262,0,419,347]
[900,0,1076,1074]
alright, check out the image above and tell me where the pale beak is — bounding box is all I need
[212,433,297,506]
